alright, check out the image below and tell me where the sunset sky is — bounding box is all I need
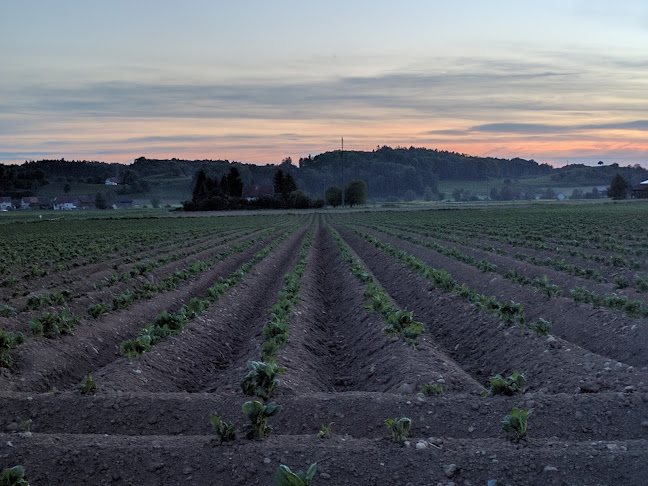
[1,1,648,167]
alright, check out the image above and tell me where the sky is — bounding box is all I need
[1,1,648,167]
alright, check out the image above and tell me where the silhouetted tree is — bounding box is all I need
[325,185,342,207]
[95,192,108,209]
[63,183,71,194]
[608,173,631,199]
[226,167,243,197]
[344,180,368,207]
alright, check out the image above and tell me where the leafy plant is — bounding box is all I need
[502,408,533,442]
[275,463,317,486]
[210,414,236,442]
[0,465,29,486]
[20,419,32,433]
[0,304,17,318]
[420,383,443,396]
[79,374,98,395]
[530,318,552,336]
[28,307,77,338]
[240,361,285,400]
[317,422,333,439]
[613,275,630,289]
[385,416,412,443]
[487,372,526,396]
[0,330,24,368]
[242,400,282,439]
[87,303,108,319]
[635,274,648,293]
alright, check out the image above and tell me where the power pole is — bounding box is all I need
[341,137,345,207]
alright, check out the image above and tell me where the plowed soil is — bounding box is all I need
[1,213,648,485]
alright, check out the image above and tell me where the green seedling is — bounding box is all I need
[274,463,317,486]
[0,465,29,485]
[502,408,533,442]
[242,400,282,439]
[210,414,236,442]
[486,372,526,396]
[20,419,32,433]
[420,383,443,396]
[79,374,98,395]
[317,422,333,439]
[385,416,412,443]
[240,361,285,400]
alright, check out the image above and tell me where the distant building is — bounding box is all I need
[114,198,133,209]
[556,192,566,200]
[632,180,648,199]
[20,196,51,210]
[0,197,12,210]
[53,195,95,210]
[242,184,274,201]
[105,177,121,185]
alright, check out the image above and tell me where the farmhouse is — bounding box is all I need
[53,195,95,210]
[631,180,648,199]
[20,196,51,209]
[114,198,134,209]
[0,197,12,210]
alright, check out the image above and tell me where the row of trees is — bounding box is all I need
[324,180,369,207]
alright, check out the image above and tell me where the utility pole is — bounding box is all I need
[341,137,345,207]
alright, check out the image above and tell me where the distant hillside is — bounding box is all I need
[1,148,646,201]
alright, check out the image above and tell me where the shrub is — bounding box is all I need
[210,414,236,442]
[385,416,412,443]
[275,463,317,486]
[420,383,443,396]
[79,374,98,395]
[635,274,648,293]
[502,408,533,442]
[0,465,29,486]
[240,361,285,400]
[242,400,282,439]
[487,372,526,396]
[530,318,552,336]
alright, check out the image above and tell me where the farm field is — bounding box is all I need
[1,202,648,485]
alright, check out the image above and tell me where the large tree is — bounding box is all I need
[325,185,342,207]
[344,180,368,207]
[608,173,631,200]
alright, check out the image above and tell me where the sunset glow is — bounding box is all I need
[1,1,647,166]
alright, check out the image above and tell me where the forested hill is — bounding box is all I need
[2,147,647,200]
[297,146,553,198]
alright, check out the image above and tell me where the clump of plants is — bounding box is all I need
[385,416,412,443]
[486,372,526,396]
[0,304,17,318]
[0,329,25,368]
[420,383,443,396]
[79,374,98,395]
[28,307,78,338]
[384,309,424,346]
[613,275,631,289]
[87,303,108,319]
[275,463,317,486]
[502,408,533,442]
[0,465,29,485]
[240,361,285,400]
[242,400,282,439]
[530,318,552,336]
[210,414,236,442]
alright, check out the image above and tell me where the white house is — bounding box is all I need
[0,197,12,211]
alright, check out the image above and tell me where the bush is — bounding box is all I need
[275,463,317,486]
[79,374,98,395]
[614,275,631,289]
[385,416,412,443]
[0,304,17,318]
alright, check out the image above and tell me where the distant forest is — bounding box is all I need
[1,146,647,201]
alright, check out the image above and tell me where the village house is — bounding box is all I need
[0,197,12,211]
[53,195,95,210]
[20,196,51,210]
[632,180,648,199]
